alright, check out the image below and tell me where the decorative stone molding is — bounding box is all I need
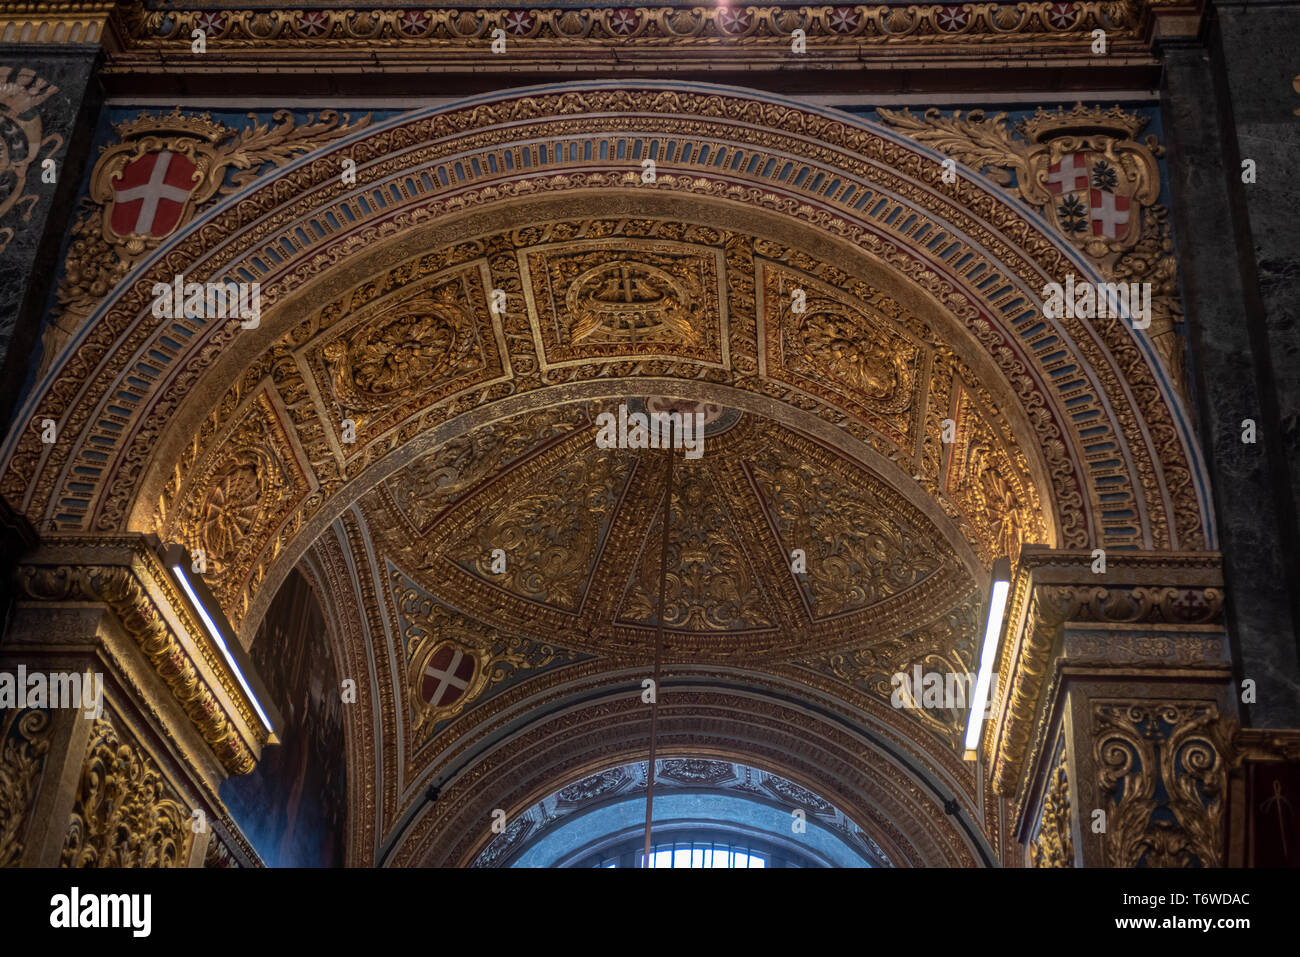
[0,1,114,45]
[13,535,269,774]
[986,547,1225,796]
[111,1,1153,60]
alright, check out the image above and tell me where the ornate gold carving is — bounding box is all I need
[165,392,305,623]
[12,89,1209,649]
[1094,702,1227,867]
[799,591,981,749]
[567,260,703,347]
[393,575,581,742]
[0,708,53,867]
[0,67,60,256]
[750,437,949,620]
[945,384,1036,565]
[61,717,193,868]
[15,550,259,775]
[525,240,723,365]
[768,263,918,409]
[385,405,589,533]
[878,103,1188,402]
[448,445,632,613]
[48,108,369,369]
[620,465,775,631]
[118,2,1144,54]
[1031,749,1074,867]
[368,405,975,662]
[323,281,485,406]
[990,550,1225,796]
[0,2,114,45]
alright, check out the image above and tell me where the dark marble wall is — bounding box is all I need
[0,46,100,436]
[1160,0,1300,727]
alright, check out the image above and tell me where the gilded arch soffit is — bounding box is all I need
[394,696,986,868]
[150,202,1051,634]
[298,396,1007,862]
[0,84,1209,629]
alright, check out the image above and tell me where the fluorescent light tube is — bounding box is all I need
[172,563,275,734]
[964,560,1012,760]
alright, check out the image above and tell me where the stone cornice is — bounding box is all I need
[96,1,1173,77]
[985,546,1224,795]
[13,534,267,775]
[0,1,115,44]
[1231,728,1300,766]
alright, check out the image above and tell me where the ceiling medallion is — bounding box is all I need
[635,397,741,438]
[567,260,702,346]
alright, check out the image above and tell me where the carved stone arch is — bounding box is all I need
[0,83,1211,643]
[0,83,1220,866]
[389,680,991,868]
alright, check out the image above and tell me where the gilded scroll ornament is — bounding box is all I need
[0,67,60,257]
[620,466,775,631]
[1030,751,1074,867]
[878,103,1188,400]
[448,446,632,613]
[0,708,53,867]
[1093,702,1227,868]
[61,718,192,868]
[749,439,949,619]
[47,108,369,372]
[323,282,485,406]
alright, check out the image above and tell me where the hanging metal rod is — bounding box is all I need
[643,417,675,867]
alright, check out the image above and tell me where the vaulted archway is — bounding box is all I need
[1,82,1217,867]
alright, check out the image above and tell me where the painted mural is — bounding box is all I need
[220,569,347,867]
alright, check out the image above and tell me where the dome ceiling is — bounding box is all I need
[362,400,975,662]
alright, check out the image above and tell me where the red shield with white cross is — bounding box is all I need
[110,150,199,239]
[420,644,477,709]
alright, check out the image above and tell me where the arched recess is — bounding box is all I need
[389,683,988,868]
[0,82,1206,631]
[0,82,1213,863]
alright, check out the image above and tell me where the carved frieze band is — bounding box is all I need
[116,2,1149,54]
[989,548,1225,795]
[14,540,264,775]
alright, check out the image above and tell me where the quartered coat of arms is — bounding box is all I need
[879,103,1185,398]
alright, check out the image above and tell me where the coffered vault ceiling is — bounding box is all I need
[325,398,987,756]
[146,213,1050,632]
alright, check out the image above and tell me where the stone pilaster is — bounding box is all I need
[1159,4,1300,728]
[986,547,1237,866]
[0,534,271,866]
[0,7,108,430]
